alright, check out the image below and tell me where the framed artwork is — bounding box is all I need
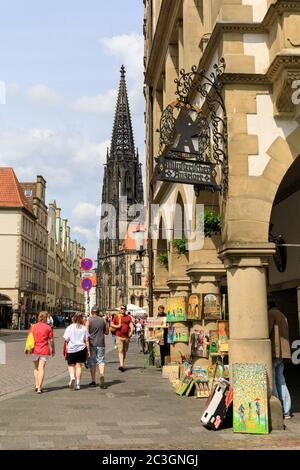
[218,320,229,352]
[176,375,193,396]
[232,363,269,435]
[173,326,189,343]
[167,324,175,344]
[187,294,202,321]
[166,297,187,322]
[209,330,219,354]
[162,365,180,381]
[189,327,209,358]
[145,327,164,342]
[203,293,222,320]
[147,317,167,328]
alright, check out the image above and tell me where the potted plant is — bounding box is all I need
[172,238,188,254]
[158,252,169,268]
[204,208,221,238]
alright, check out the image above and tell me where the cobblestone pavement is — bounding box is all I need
[0,334,300,450]
[0,329,113,398]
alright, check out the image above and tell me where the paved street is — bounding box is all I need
[1,331,300,450]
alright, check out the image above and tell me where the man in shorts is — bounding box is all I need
[86,306,109,388]
[111,304,134,372]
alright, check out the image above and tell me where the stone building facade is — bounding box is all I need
[97,67,147,312]
[0,168,85,327]
[144,0,300,410]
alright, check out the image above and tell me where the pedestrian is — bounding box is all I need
[86,306,109,389]
[63,312,90,390]
[157,305,169,367]
[111,304,134,372]
[268,298,292,419]
[25,311,55,394]
[135,318,142,339]
[47,313,54,329]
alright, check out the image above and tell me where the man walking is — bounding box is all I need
[111,304,134,372]
[86,306,109,389]
[268,299,292,419]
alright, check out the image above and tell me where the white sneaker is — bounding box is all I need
[75,384,80,390]
[69,378,75,389]
[114,345,117,349]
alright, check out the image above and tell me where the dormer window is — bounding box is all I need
[24,189,32,198]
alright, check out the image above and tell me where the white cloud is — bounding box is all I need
[72,202,98,226]
[100,33,143,81]
[73,226,95,241]
[71,89,117,115]
[26,84,62,107]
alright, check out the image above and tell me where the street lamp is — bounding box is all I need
[133,229,146,275]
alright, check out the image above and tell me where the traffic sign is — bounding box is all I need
[81,258,93,271]
[81,278,93,291]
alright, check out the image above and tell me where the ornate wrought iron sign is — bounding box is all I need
[155,59,228,194]
[156,155,220,190]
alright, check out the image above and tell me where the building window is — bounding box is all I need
[139,296,144,308]
[130,295,136,305]
[24,189,32,198]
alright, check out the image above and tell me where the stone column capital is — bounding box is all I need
[218,242,276,269]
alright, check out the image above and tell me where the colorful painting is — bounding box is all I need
[144,327,164,342]
[166,297,187,322]
[167,324,175,344]
[173,326,189,343]
[187,294,202,320]
[233,363,269,434]
[147,317,167,328]
[203,293,222,320]
[176,375,193,396]
[209,330,219,354]
[218,321,229,351]
[189,328,209,358]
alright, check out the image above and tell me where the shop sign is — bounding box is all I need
[156,156,220,191]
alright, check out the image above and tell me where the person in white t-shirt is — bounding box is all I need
[63,312,90,390]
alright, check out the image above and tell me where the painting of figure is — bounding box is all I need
[190,328,209,358]
[187,294,202,320]
[166,297,187,322]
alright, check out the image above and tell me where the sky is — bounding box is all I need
[0,0,144,259]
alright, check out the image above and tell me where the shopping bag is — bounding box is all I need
[24,326,35,354]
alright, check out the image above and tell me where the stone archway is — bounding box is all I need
[268,154,300,342]
[0,294,13,328]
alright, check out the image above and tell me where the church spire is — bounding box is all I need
[110,65,135,159]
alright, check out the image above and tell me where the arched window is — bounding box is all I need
[130,295,136,305]
[139,296,144,308]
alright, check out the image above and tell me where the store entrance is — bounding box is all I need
[269,155,300,413]
[0,294,13,329]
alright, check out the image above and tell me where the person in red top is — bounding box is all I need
[26,311,55,393]
[111,305,134,372]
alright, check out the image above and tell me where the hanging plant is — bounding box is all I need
[204,208,222,237]
[158,252,168,268]
[172,238,188,254]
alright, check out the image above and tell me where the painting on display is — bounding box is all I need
[209,330,219,354]
[167,324,175,344]
[147,317,167,328]
[187,294,202,321]
[203,293,222,320]
[166,297,187,322]
[232,363,269,435]
[145,326,164,343]
[173,325,189,343]
[218,320,229,352]
[189,327,209,358]
[176,375,193,396]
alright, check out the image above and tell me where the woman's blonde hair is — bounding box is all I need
[38,311,48,323]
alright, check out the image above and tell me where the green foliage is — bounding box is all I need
[159,252,169,268]
[172,238,188,254]
[204,208,222,237]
